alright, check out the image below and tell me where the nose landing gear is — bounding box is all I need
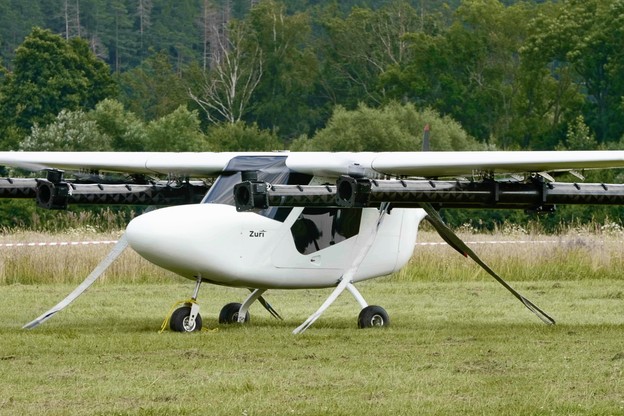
[170,303,203,332]
[168,276,203,333]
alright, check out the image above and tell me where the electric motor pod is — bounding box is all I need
[336,175,372,208]
[234,180,269,211]
[33,169,70,210]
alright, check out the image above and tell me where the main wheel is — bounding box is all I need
[219,302,250,324]
[358,305,390,329]
[170,306,203,332]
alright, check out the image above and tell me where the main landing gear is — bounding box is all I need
[218,302,250,324]
[358,305,390,328]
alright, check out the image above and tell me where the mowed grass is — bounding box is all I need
[1,230,624,415]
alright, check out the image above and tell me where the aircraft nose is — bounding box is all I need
[125,204,238,279]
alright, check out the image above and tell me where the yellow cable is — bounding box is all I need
[159,299,194,334]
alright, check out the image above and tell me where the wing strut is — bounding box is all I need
[420,202,555,325]
[293,202,391,334]
[23,234,129,329]
[257,293,283,320]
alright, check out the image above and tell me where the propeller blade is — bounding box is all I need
[22,234,129,329]
[420,203,555,325]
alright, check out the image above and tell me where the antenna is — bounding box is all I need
[422,124,430,152]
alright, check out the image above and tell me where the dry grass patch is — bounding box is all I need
[0,230,179,284]
[398,230,624,282]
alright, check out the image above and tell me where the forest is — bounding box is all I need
[0,0,623,229]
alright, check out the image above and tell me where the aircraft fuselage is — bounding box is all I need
[125,155,427,289]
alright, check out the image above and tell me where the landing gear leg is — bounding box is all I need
[238,289,265,322]
[293,203,392,334]
[169,276,203,332]
[219,289,283,325]
[347,283,390,329]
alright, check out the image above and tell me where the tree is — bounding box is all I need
[522,0,624,145]
[0,27,116,148]
[320,1,423,108]
[190,19,263,125]
[556,115,598,151]
[98,0,136,73]
[62,0,81,39]
[382,0,536,146]
[146,105,208,151]
[0,0,44,64]
[290,102,482,152]
[245,0,322,139]
[119,52,193,121]
[205,121,281,151]
[89,99,148,151]
[20,109,112,151]
[136,0,153,53]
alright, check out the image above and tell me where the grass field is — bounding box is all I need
[1,231,623,415]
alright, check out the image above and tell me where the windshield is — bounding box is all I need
[202,155,311,222]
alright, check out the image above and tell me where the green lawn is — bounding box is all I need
[1,279,623,415]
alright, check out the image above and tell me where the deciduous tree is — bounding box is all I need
[0,27,116,148]
[190,20,263,125]
[290,102,481,152]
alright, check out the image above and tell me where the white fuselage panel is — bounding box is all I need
[125,203,427,289]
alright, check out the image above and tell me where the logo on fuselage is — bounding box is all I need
[249,230,267,238]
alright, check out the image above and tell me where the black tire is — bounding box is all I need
[358,305,390,329]
[219,302,250,324]
[169,306,203,332]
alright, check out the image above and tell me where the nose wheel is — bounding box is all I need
[167,276,203,333]
[170,304,203,332]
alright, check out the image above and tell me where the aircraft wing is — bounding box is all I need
[0,151,277,176]
[285,151,624,177]
[1,150,624,178]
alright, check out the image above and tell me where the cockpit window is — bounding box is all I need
[291,208,362,254]
[202,155,311,222]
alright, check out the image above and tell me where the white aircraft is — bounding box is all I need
[1,150,624,333]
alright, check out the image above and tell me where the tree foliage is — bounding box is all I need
[205,122,282,152]
[119,52,195,121]
[0,27,116,148]
[21,109,112,151]
[291,102,481,152]
[89,99,149,151]
[521,0,624,145]
[146,106,208,151]
[245,1,323,139]
[1,1,623,149]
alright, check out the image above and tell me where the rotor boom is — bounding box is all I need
[234,176,624,212]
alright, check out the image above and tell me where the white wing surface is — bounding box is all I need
[1,150,624,178]
[285,151,624,177]
[0,151,277,176]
